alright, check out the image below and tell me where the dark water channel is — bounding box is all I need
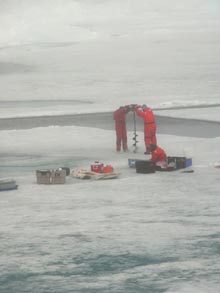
[1,111,220,138]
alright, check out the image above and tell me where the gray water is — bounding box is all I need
[1,108,220,138]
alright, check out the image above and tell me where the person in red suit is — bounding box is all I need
[135,104,157,154]
[113,105,131,152]
[147,143,167,163]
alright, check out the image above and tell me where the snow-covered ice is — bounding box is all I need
[0,1,220,292]
[1,126,220,292]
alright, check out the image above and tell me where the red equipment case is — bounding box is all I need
[91,161,104,173]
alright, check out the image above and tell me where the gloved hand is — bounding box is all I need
[134,104,141,110]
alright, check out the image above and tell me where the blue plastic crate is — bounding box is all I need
[128,158,141,168]
[185,158,192,168]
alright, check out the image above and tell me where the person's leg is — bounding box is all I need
[116,126,123,151]
[116,135,122,151]
[144,135,151,154]
[150,124,157,145]
[122,127,128,151]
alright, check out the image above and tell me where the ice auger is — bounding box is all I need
[132,111,138,153]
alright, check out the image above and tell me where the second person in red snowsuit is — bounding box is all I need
[135,104,157,153]
[147,143,167,163]
[113,105,131,152]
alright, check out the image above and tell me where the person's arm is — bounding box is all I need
[135,108,145,119]
[151,150,158,162]
[123,105,131,114]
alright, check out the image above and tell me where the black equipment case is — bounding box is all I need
[135,160,156,174]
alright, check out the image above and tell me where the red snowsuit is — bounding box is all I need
[113,106,130,151]
[135,107,157,150]
[151,146,167,163]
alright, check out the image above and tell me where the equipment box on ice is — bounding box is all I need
[51,169,66,184]
[91,161,104,173]
[0,179,18,191]
[128,158,142,168]
[36,170,51,184]
[36,168,67,184]
[136,160,156,174]
[167,157,192,169]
